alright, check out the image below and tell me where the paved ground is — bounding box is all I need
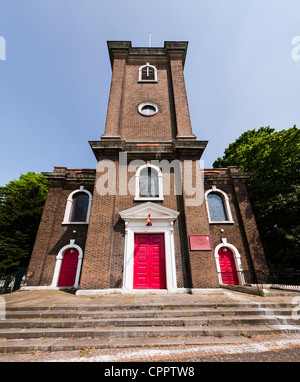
[0,333,300,362]
[184,346,300,362]
[1,287,300,363]
[2,287,300,309]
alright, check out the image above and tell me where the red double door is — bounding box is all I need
[218,247,239,285]
[134,234,166,289]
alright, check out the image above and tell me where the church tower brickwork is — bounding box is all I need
[25,41,268,292]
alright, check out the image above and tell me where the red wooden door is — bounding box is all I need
[134,234,166,289]
[58,248,79,287]
[218,247,239,285]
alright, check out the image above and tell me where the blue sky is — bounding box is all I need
[1,0,300,186]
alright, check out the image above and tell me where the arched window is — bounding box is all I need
[139,167,159,198]
[135,164,163,201]
[138,63,157,82]
[70,192,89,222]
[205,187,234,223]
[207,193,227,221]
[62,186,92,224]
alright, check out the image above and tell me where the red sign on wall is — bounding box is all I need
[189,235,212,251]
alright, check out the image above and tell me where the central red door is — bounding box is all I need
[134,234,166,289]
[218,247,239,285]
[58,248,79,287]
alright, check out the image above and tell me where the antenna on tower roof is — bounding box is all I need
[149,32,152,48]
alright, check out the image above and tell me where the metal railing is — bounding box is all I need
[218,270,265,295]
[0,268,27,295]
[267,270,300,291]
[218,269,300,294]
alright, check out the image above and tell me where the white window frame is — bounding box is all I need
[138,62,158,83]
[138,102,159,117]
[134,164,164,201]
[62,186,92,224]
[205,186,234,224]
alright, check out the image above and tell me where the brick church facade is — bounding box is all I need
[25,41,268,293]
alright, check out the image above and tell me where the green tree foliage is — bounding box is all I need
[213,126,300,270]
[0,172,49,274]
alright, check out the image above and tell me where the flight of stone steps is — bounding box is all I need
[0,300,299,353]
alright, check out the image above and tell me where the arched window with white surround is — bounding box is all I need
[134,164,163,201]
[62,186,92,224]
[138,63,158,82]
[205,186,234,224]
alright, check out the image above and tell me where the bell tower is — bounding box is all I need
[101,41,196,142]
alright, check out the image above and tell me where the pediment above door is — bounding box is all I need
[119,202,179,222]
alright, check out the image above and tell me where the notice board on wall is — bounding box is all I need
[189,235,212,251]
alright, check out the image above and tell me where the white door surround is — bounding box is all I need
[119,202,180,293]
[51,239,83,288]
[214,238,244,285]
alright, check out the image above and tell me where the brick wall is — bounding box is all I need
[26,164,268,289]
[169,58,194,138]
[103,57,126,138]
[181,160,220,288]
[79,160,192,289]
[205,167,268,283]
[26,170,95,287]
[120,62,177,141]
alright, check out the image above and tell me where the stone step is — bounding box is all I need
[0,325,300,354]
[5,301,297,312]
[1,320,300,341]
[0,335,251,354]
[4,307,297,320]
[2,294,299,354]
[1,314,299,330]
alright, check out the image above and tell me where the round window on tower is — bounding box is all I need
[138,102,159,117]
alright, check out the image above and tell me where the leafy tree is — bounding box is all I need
[0,172,49,274]
[213,126,300,270]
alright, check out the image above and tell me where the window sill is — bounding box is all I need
[209,221,234,225]
[138,80,158,83]
[134,197,164,202]
[62,221,89,225]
